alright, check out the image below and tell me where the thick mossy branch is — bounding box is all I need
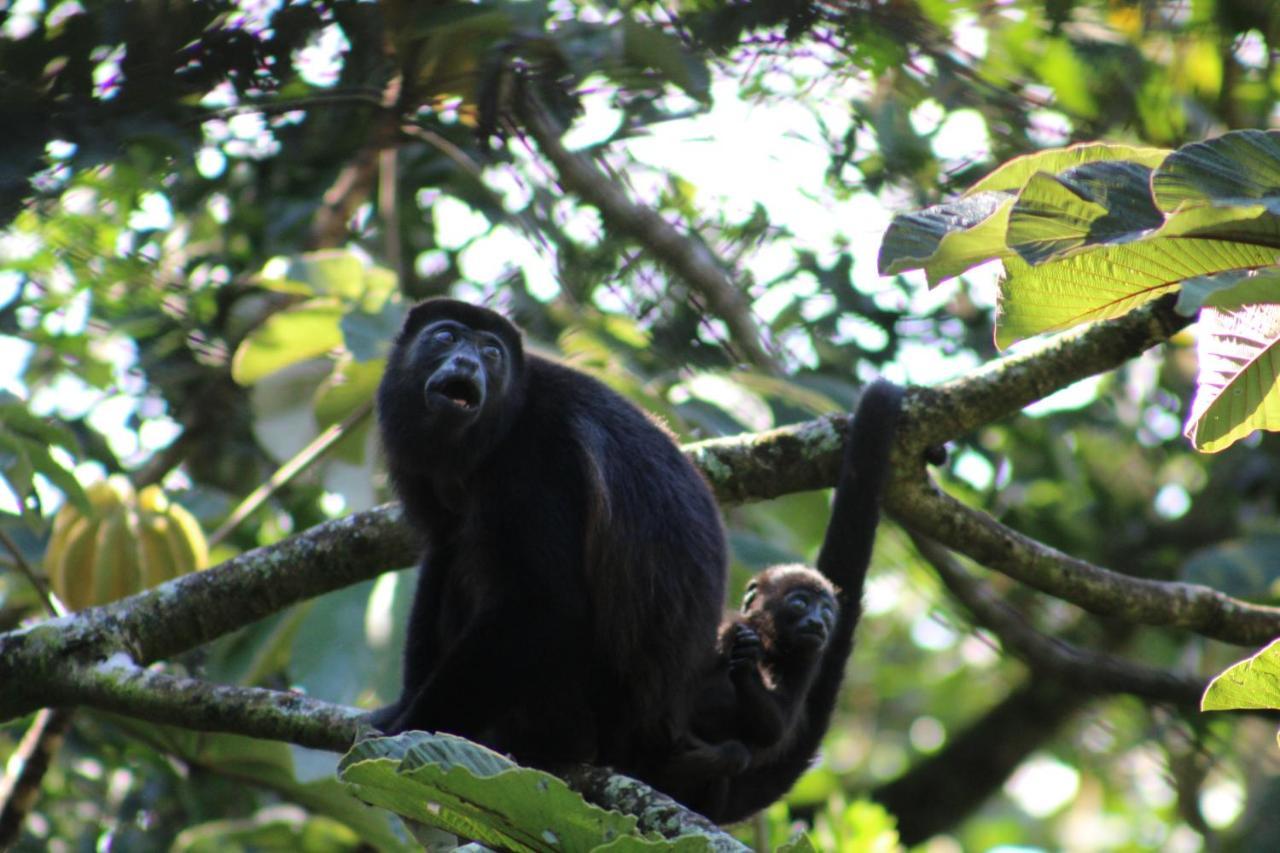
[561,766,749,850]
[67,660,362,752]
[1,297,1270,736]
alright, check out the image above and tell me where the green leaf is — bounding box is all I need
[1182,532,1280,600]
[879,147,1170,285]
[1202,638,1280,713]
[995,238,1280,349]
[1006,161,1164,265]
[1177,267,1280,315]
[1185,285,1280,452]
[1154,129,1280,213]
[0,404,88,514]
[339,733,729,852]
[341,301,405,363]
[877,191,1013,285]
[105,719,413,852]
[621,20,711,102]
[284,252,369,301]
[967,143,1170,195]
[231,299,345,386]
[313,358,382,464]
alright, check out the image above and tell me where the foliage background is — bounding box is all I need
[2,0,1280,850]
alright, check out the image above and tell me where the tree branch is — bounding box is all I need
[517,90,777,372]
[65,658,361,752]
[894,479,1280,646]
[911,534,1205,705]
[0,506,417,722]
[3,297,1273,731]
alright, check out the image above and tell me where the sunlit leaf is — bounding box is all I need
[1185,286,1280,452]
[995,238,1280,349]
[880,146,1171,285]
[312,358,382,464]
[1202,637,1280,712]
[966,143,1170,195]
[877,191,1012,286]
[284,251,367,301]
[1177,267,1280,315]
[1006,161,1164,265]
[1154,129,1280,213]
[231,299,344,386]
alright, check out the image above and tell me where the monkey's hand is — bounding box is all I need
[728,624,763,674]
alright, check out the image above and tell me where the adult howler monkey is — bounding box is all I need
[371,299,727,770]
[658,380,904,823]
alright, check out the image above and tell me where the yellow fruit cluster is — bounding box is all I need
[43,475,209,611]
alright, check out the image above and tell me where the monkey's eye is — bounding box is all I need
[785,592,810,614]
[481,344,502,362]
[433,328,457,345]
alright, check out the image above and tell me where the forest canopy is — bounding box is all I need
[2,0,1280,850]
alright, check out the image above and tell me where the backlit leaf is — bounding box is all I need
[1185,287,1280,452]
[1006,161,1163,265]
[1153,129,1280,213]
[996,238,1280,348]
[231,299,344,386]
[1202,638,1280,712]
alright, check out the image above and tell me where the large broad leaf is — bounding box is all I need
[1202,638,1280,749]
[879,143,1170,285]
[1184,274,1280,452]
[339,733,731,852]
[1153,129,1280,213]
[312,357,383,464]
[1006,161,1164,265]
[876,191,1012,285]
[994,238,1280,348]
[1150,130,1280,249]
[282,251,400,312]
[966,142,1170,195]
[231,299,344,386]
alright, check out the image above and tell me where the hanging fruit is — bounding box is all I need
[43,475,209,611]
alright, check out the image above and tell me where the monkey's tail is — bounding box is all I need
[809,379,903,709]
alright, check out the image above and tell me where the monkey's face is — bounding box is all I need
[412,319,514,424]
[770,587,836,655]
[379,300,525,470]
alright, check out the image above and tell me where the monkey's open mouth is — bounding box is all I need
[427,375,483,411]
[794,625,827,647]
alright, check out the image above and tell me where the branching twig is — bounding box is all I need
[894,481,1280,646]
[209,399,374,547]
[0,526,64,618]
[910,533,1205,705]
[516,89,778,372]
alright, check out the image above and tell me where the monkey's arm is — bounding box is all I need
[724,625,787,746]
[367,554,448,730]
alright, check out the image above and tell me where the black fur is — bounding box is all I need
[657,379,904,822]
[655,565,839,814]
[371,299,727,769]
